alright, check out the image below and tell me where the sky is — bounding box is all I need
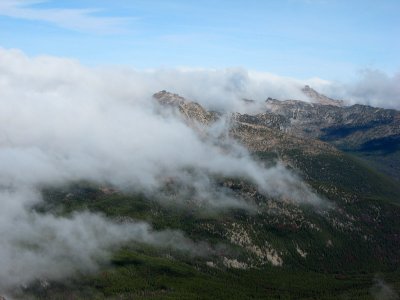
[0,0,399,81]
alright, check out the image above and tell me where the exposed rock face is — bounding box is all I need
[230,112,337,155]
[264,97,400,151]
[153,89,400,153]
[302,85,344,107]
[222,257,248,269]
[153,90,337,155]
[153,90,218,125]
[153,90,186,106]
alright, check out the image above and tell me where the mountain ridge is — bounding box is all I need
[154,88,400,181]
[302,85,345,107]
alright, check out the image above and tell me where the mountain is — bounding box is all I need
[154,89,400,180]
[265,94,399,150]
[302,85,344,107]
[153,90,218,126]
[13,89,400,300]
[265,93,400,180]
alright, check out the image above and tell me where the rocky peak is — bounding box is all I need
[302,85,344,107]
[153,90,186,106]
[153,90,217,125]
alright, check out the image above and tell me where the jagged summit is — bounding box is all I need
[302,85,344,107]
[153,90,186,106]
[153,90,217,125]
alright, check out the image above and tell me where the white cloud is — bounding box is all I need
[0,48,324,291]
[0,191,210,290]
[0,0,129,34]
[323,69,400,110]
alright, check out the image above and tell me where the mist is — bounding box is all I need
[344,69,400,110]
[0,191,210,290]
[0,48,326,291]
[316,69,400,110]
[370,275,399,300]
[0,47,325,199]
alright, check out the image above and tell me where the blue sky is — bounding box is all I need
[0,0,399,80]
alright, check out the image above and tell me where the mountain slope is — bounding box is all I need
[302,85,344,107]
[11,90,400,300]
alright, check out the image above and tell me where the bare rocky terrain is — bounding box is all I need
[154,87,400,180]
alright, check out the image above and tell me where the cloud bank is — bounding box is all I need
[325,69,400,110]
[0,48,326,291]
